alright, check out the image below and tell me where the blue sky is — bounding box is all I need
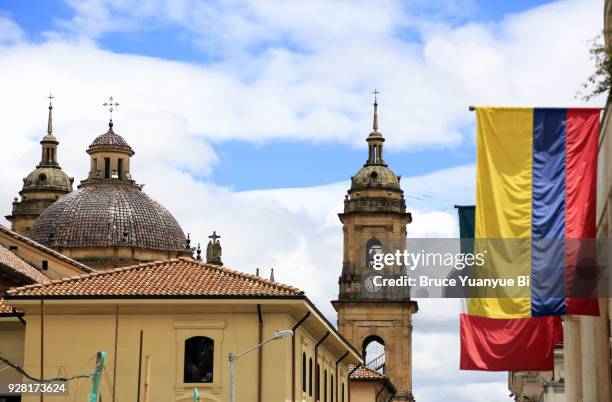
[2,0,556,190]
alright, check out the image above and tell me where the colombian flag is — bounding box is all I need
[460,107,600,371]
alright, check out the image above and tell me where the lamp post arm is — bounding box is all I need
[232,337,276,361]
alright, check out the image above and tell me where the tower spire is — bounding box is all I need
[372,89,379,132]
[47,92,54,135]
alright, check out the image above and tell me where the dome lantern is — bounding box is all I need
[84,97,135,183]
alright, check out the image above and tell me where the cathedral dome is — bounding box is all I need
[351,165,400,191]
[28,183,187,253]
[23,166,73,192]
[88,129,134,156]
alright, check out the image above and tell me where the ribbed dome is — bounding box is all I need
[88,130,134,155]
[351,165,400,191]
[28,183,187,252]
[23,167,73,192]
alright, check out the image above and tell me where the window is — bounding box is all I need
[309,358,313,396]
[324,369,327,402]
[302,353,306,393]
[118,158,124,179]
[330,375,334,402]
[316,364,320,400]
[341,384,345,402]
[104,157,111,179]
[42,261,48,270]
[184,336,214,383]
[37,174,47,185]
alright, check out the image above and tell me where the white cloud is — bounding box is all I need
[0,0,601,151]
[0,14,23,44]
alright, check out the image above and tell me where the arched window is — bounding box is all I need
[184,336,214,383]
[363,335,385,375]
[341,383,345,402]
[365,238,383,269]
[316,364,320,400]
[309,358,313,396]
[302,353,307,393]
[324,369,327,402]
[330,375,334,402]
[37,174,47,185]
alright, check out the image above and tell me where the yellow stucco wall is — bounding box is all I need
[0,318,25,385]
[7,299,358,402]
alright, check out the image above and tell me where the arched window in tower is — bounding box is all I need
[365,238,383,269]
[104,157,111,179]
[37,174,47,185]
[373,145,378,163]
[183,336,214,383]
[363,335,385,375]
[330,374,334,402]
[118,158,124,179]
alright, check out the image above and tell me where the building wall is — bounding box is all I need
[12,300,355,402]
[0,319,25,386]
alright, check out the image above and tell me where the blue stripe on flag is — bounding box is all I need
[531,109,567,316]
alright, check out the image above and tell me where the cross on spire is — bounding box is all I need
[372,89,380,131]
[103,96,119,130]
[47,92,54,135]
[209,231,221,242]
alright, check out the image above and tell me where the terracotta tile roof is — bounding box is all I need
[349,365,385,380]
[0,298,15,315]
[7,257,303,298]
[0,244,48,283]
[0,225,93,273]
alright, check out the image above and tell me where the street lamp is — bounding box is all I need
[228,329,294,402]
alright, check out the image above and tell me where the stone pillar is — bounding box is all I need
[563,316,582,401]
[579,316,598,402]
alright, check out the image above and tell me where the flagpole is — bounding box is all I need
[468,105,605,111]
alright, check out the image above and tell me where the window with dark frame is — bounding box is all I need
[302,353,307,393]
[309,358,313,396]
[316,364,320,401]
[183,336,214,383]
[324,369,327,402]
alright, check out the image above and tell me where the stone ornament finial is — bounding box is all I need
[196,243,202,261]
[269,268,275,283]
[206,230,223,265]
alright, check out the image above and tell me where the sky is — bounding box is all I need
[0,0,606,401]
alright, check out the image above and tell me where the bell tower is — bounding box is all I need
[5,96,73,234]
[332,94,418,401]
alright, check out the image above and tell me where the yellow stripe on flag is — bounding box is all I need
[468,107,533,318]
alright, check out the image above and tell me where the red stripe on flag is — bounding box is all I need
[565,109,600,316]
[460,314,562,371]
